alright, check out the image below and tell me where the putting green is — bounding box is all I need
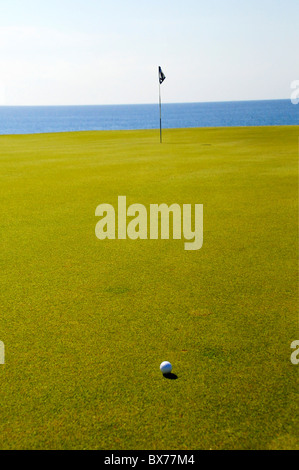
[0,126,298,449]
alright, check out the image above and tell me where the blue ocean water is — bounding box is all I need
[0,100,298,135]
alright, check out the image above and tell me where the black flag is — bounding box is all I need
[159,66,166,84]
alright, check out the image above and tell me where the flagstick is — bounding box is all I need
[159,79,162,144]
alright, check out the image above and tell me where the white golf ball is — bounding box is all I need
[160,361,172,374]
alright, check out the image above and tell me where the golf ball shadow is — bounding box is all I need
[163,372,178,380]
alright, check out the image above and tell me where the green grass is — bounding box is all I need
[0,126,298,450]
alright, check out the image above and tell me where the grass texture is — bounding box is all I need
[0,126,298,449]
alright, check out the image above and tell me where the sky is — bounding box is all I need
[0,0,298,105]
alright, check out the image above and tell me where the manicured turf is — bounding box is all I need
[0,126,298,449]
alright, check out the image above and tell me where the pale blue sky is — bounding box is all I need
[0,0,298,105]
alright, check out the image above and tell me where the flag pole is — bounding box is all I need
[159,71,162,144]
[158,66,165,144]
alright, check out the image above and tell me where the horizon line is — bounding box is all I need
[0,98,292,107]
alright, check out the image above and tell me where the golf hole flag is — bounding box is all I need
[159,66,166,84]
[158,66,166,143]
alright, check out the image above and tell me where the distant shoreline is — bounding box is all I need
[0,98,292,108]
[0,124,298,139]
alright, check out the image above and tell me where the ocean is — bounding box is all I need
[0,100,298,135]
